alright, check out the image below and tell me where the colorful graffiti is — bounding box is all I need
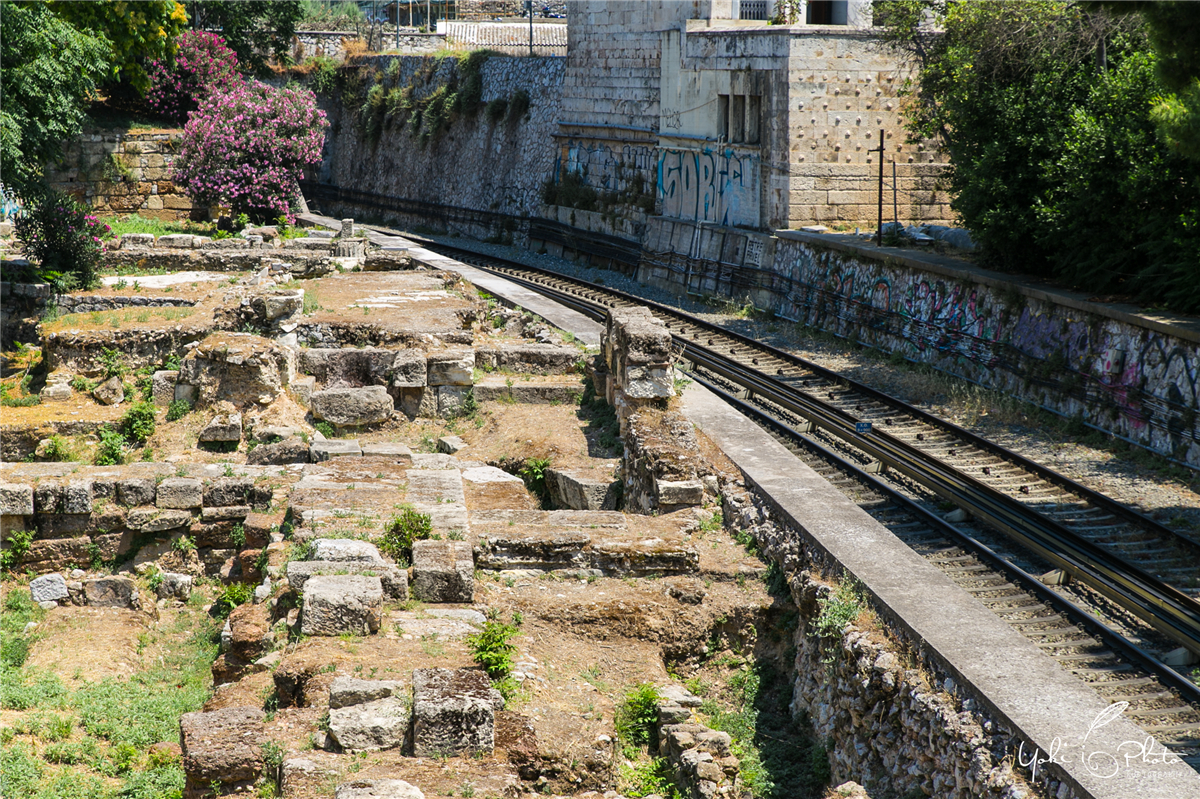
[765,239,1200,463]
[552,138,656,197]
[657,146,759,228]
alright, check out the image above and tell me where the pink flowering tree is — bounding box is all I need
[145,31,242,122]
[173,81,328,222]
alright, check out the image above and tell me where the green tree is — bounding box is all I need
[185,1,303,73]
[48,0,189,95]
[0,1,110,197]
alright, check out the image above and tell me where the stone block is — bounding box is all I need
[474,344,581,374]
[335,780,424,799]
[41,382,73,402]
[300,575,382,636]
[156,572,193,600]
[204,477,253,507]
[411,668,502,756]
[156,233,196,248]
[391,349,427,388]
[411,540,474,603]
[174,382,198,405]
[94,376,125,405]
[180,707,267,789]
[311,387,393,427]
[120,233,155,248]
[657,480,704,507]
[201,505,251,521]
[152,370,178,406]
[61,480,93,514]
[329,677,405,709]
[360,442,413,464]
[156,477,202,509]
[546,469,619,511]
[83,576,140,609]
[247,438,310,465]
[286,561,408,600]
[437,436,466,454]
[127,507,192,533]
[310,538,385,564]
[117,478,156,507]
[30,573,68,603]
[426,350,474,386]
[329,696,410,753]
[199,412,242,442]
[311,439,363,461]
[0,483,34,516]
[291,375,316,408]
[436,386,470,418]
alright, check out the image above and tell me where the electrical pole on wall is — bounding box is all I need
[527,0,534,57]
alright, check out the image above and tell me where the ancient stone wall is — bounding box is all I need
[317,54,564,230]
[45,129,197,220]
[722,481,1060,799]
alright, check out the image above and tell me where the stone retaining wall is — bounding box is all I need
[45,128,196,220]
[54,295,195,314]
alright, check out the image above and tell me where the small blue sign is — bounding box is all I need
[855,422,873,434]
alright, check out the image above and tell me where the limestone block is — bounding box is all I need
[156,477,202,509]
[117,478,156,507]
[310,538,385,564]
[199,413,242,442]
[436,386,470,418]
[311,439,363,461]
[126,507,192,533]
[0,483,34,516]
[474,344,581,375]
[261,290,303,320]
[426,350,474,386]
[152,370,178,406]
[94,376,125,405]
[391,349,427,388]
[360,443,413,464]
[120,233,155,248]
[329,677,405,709]
[30,573,68,603]
[180,707,267,788]
[300,575,382,636]
[311,387,393,427]
[546,468,619,511]
[174,382,198,405]
[203,477,253,507]
[201,505,251,521]
[156,233,196,248]
[329,697,410,752]
[41,382,73,402]
[286,561,407,600]
[156,572,193,600]
[83,576,140,609]
[178,334,295,407]
[247,438,310,465]
[335,780,424,799]
[291,375,316,408]
[411,668,502,756]
[437,436,466,454]
[657,480,704,507]
[411,540,474,603]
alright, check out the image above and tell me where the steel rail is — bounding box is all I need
[404,239,1200,661]
[689,369,1200,706]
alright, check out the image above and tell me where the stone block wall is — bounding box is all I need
[318,54,564,229]
[45,129,197,220]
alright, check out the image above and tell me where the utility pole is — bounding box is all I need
[528,0,534,57]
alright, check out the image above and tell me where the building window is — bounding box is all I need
[731,95,746,143]
[717,92,760,145]
[747,95,761,143]
[718,94,730,140]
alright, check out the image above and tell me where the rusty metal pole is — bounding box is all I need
[875,129,885,246]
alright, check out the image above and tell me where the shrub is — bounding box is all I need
[518,457,551,500]
[314,420,335,439]
[379,504,433,565]
[0,636,30,669]
[465,619,519,679]
[166,398,194,422]
[120,401,157,445]
[484,97,508,123]
[94,426,127,466]
[507,88,530,121]
[145,30,242,121]
[12,188,109,289]
[99,347,127,380]
[213,582,254,618]
[615,683,660,749]
[38,434,74,462]
[173,80,328,222]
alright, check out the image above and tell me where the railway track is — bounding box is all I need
[349,224,1200,765]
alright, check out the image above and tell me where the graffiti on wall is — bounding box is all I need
[657,146,759,228]
[770,240,1200,463]
[553,138,656,196]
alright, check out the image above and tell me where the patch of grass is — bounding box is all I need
[314,421,336,439]
[93,425,127,466]
[165,398,193,422]
[120,401,157,445]
[212,583,255,618]
[100,214,206,239]
[810,577,867,663]
[618,756,678,799]
[615,683,660,753]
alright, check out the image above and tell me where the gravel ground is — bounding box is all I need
[412,230,1200,540]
